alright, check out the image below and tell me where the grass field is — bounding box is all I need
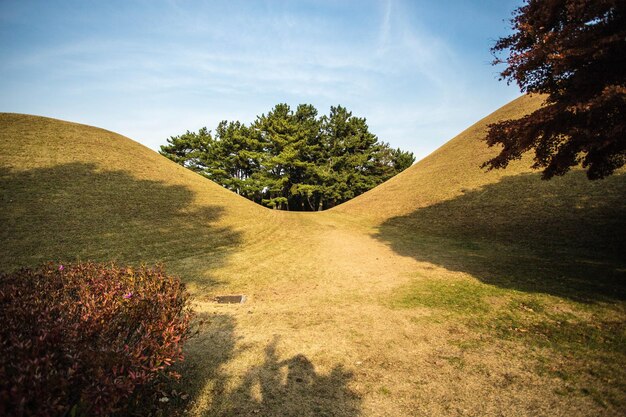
[1,95,625,416]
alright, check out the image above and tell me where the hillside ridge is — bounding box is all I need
[333,94,548,221]
[2,101,625,416]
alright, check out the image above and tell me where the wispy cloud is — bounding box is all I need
[377,0,393,54]
[0,0,521,160]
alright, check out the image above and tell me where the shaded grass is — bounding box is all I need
[173,313,238,413]
[389,273,626,409]
[377,171,626,303]
[339,93,625,411]
[0,163,242,289]
[0,112,270,290]
[381,171,626,260]
[208,336,360,417]
[0,113,364,416]
[379,168,626,410]
[493,303,626,408]
[3,98,626,416]
[180,315,361,417]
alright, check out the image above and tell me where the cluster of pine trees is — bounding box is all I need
[160,104,415,211]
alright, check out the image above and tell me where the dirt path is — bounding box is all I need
[183,213,610,417]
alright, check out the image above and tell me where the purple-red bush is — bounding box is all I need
[0,262,193,417]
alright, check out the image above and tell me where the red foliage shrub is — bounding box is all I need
[0,262,193,417]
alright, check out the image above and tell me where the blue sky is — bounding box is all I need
[0,0,524,161]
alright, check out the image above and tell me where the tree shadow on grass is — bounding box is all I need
[173,313,238,413]
[179,318,361,417]
[0,162,242,289]
[202,335,360,417]
[375,171,626,303]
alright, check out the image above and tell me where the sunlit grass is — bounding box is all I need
[2,96,625,416]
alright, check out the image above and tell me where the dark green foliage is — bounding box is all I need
[160,104,415,210]
[0,262,193,417]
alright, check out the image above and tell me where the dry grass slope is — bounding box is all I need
[1,99,625,417]
[334,94,548,221]
[0,113,277,290]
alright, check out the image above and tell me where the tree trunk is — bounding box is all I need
[306,195,314,211]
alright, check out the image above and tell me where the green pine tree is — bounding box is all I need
[160,104,415,211]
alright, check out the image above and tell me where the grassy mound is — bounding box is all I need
[0,113,277,289]
[1,98,625,416]
[333,95,547,219]
[330,94,625,302]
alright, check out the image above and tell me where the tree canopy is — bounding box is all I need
[483,0,625,179]
[160,104,415,211]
